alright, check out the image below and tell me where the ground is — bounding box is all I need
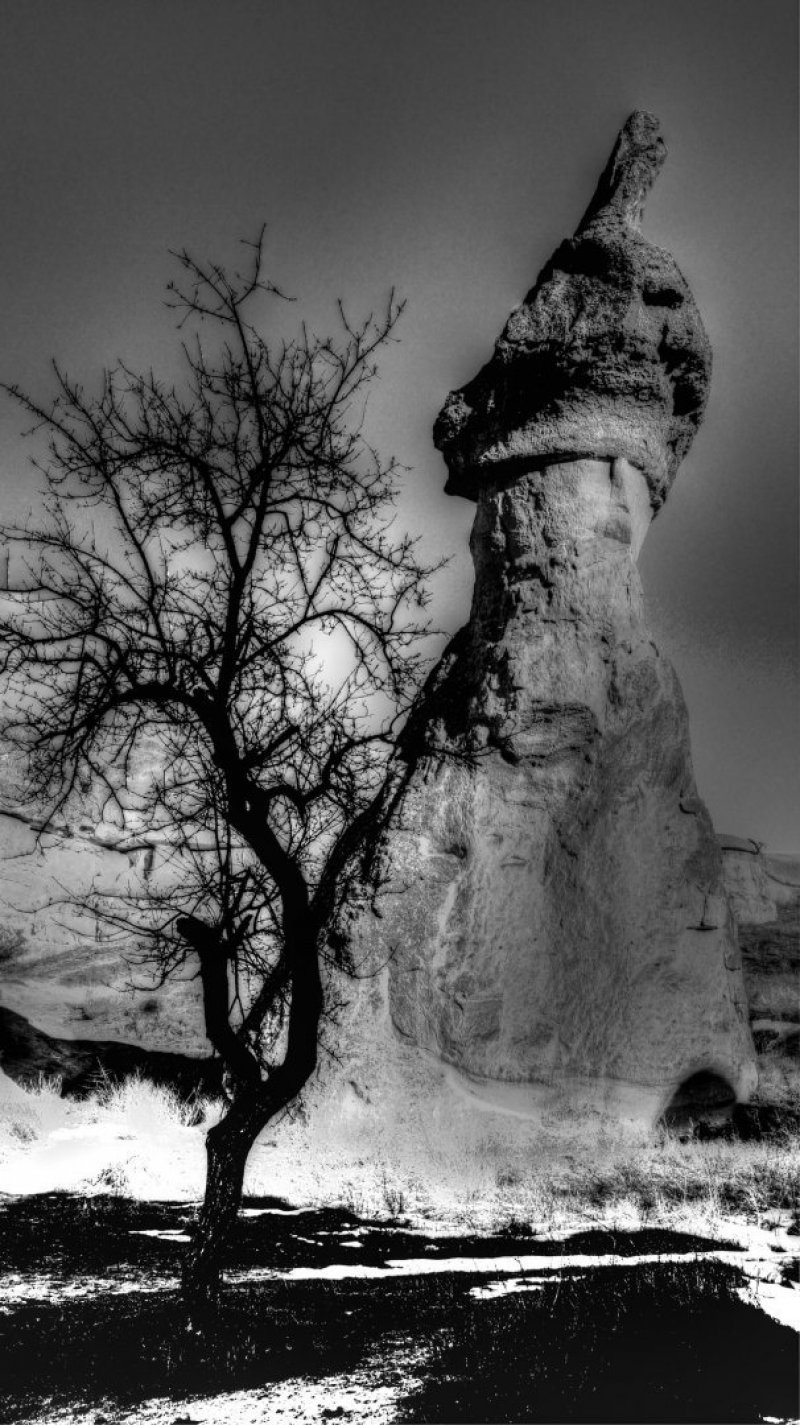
[0,1071,798,1424]
[0,1194,797,1424]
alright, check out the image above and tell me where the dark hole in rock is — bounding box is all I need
[446,844,468,860]
[642,284,685,308]
[660,1070,736,1137]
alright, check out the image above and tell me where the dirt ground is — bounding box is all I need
[0,1194,798,1424]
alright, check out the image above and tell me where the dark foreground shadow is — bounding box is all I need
[0,1195,797,1423]
[397,1261,799,1424]
[1,1262,797,1423]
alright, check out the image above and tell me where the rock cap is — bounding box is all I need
[434,112,712,510]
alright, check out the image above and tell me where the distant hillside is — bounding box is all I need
[0,805,207,1057]
[0,1004,222,1099]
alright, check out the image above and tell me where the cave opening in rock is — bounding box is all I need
[660,1070,737,1133]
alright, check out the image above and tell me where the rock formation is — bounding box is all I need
[719,838,800,1088]
[0,1004,222,1100]
[434,112,709,511]
[0,116,763,1131]
[339,113,757,1125]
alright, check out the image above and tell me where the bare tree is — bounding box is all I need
[0,231,441,1305]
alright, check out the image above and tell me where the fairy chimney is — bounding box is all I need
[338,113,756,1124]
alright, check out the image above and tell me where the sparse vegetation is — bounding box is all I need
[0,1190,796,1425]
[1,1070,797,1239]
[0,1069,797,1423]
[0,1070,224,1200]
[396,1259,798,1425]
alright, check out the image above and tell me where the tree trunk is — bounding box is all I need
[181,912,323,1316]
[182,1104,261,1311]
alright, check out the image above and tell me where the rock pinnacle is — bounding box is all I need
[434,111,712,509]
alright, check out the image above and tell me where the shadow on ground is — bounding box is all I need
[0,1194,797,1424]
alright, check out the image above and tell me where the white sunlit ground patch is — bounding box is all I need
[2,1232,796,1330]
[230,1246,799,1332]
[0,1069,217,1198]
[14,1363,429,1425]
[0,1271,177,1306]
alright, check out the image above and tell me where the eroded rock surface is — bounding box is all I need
[434,111,711,510]
[338,114,756,1124]
[720,840,800,1093]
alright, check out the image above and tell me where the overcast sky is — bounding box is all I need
[0,0,796,849]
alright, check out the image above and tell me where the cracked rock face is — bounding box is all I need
[338,114,755,1123]
[434,111,712,511]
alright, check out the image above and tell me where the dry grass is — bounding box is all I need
[92,1071,218,1133]
[241,1087,800,1240]
[0,1069,797,1242]
[0,1069,223,1198]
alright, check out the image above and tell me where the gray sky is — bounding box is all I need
[0,0,796,849]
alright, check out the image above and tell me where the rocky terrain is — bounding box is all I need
[433,112,709,509]
[0,1005,221,1100]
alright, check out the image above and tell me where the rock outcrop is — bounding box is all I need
[0,1005,222,1100]
[720,839,800,1093]
[338,113,756,1125]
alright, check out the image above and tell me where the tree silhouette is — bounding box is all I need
[0,231,441,1305]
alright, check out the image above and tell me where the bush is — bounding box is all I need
[0,1070,224,1199]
